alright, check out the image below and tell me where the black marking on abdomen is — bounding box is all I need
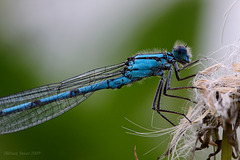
[107,79,110,88]
[69,89,81,98]
[30,100,42,109]
[117,79,124,89]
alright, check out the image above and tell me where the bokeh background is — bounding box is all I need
[0,0,239,160]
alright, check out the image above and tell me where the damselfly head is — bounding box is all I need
[172,41,192,65]
[172,45,189,64]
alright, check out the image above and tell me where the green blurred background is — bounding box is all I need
[0,0,238,160]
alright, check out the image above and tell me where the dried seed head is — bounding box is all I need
[193,42,240,159]
[162,42,240,160]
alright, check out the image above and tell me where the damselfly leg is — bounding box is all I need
[152,58,205,126]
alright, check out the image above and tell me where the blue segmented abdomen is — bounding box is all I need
[0,76,133,117]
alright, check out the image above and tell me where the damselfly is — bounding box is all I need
[0,41,201,134]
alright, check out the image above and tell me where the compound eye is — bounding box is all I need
[177,46,187,55]
[178,49,182,54]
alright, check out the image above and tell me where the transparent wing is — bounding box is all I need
[0,62,125,134]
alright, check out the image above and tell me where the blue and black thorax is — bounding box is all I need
[123,52,176,80]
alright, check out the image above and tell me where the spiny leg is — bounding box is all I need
[163,59,205,102]
[177,57,207,72]
[152,75,191,126]
[174,57,207,81]
[164,65,197,103]
[174,63,196,81]
[152,75,175,126]
[151,58,206,125]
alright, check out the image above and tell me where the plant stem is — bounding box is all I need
[221,125,232,160]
